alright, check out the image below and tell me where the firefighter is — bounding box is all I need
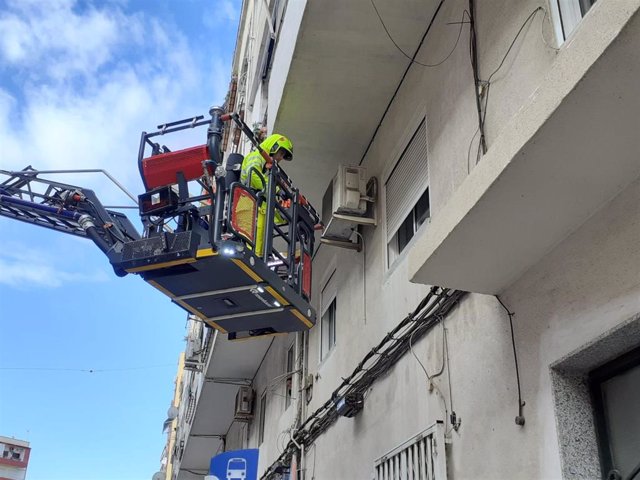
[240,134,293,256]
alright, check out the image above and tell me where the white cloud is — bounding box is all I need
[0,0,130,79]
[0,242,110,288]
[0,0,232,205]
[203,0,240,28]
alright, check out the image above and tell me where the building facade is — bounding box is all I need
[164,0,640,478]
[0,436,31,480]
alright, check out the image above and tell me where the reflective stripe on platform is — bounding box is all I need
[231,258,263,282]
[265,286,289,306]
[291,308,314,328]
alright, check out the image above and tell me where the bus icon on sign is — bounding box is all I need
[226,458,247,480]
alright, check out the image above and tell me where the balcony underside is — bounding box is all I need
[274,0,439,207]
[177,334,271,479]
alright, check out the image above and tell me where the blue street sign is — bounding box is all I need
[209,449,259,480]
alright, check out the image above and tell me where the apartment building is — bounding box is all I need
[0,436,31,480]
[164,0,640,478]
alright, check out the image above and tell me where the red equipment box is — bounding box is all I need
[141,144,210,190]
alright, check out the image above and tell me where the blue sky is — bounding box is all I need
[0,0,240,479]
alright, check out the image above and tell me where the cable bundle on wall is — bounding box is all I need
[261,287,466,479]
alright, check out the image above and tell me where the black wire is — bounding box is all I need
[626,460,640,480]
[371,0,469,68]
[495,295,525,423]
[485,7,544,85]
[468,0,486,156]
[443,320,457,430]
[261,289,465,479]
[480,7,544,140]
[467,7,544,168]
[467,127,479,173]
[0,364,174,373]
[358,0,447,166]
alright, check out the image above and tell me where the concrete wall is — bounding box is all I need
[227,0,639,478]
[295,157,639,480]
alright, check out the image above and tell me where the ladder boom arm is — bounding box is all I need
[0,168,140,272]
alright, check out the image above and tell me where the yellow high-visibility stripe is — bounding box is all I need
[196,248,218,258]
[203,320,228,334]
[147,279,211,323]
[265,286,289,306]
[231,258,263,282]
[146,279,175,298]
[291,308,314,329]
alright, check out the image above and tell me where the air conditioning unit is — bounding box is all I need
[234,386,254,420]
[332,165,367,216]
[321,165,376,248]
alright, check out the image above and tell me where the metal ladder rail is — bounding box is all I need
[0,171,88,237]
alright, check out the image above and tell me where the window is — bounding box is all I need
[285,343,295,409]
[393,188,430,257]
[321,298,336,360]
[374,422,446,479]
[590,346,640,479]
[385,119,429,266]
[320,270,337,361]
[553,0,597,43]
[550,316,640,478]
[258,391,267,445]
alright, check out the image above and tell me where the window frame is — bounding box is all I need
[551,0,597,44]
[285,342,295,409]
[387,187,431,268]
[320,297,337,362]
[589,345,640,478]
[382,113,430,270]
[318,266,338,363]
[258,390,267,445]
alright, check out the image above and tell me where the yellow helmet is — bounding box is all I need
[260,134,293,161]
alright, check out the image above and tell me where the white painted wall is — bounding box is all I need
[220,0,640,478]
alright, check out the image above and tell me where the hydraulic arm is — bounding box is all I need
[0,107,321,340]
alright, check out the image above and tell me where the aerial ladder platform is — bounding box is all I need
[0,107,320,340]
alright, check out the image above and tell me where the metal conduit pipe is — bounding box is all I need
[0,195,82,221]
[78,215,114,255]
[207,106,226,246]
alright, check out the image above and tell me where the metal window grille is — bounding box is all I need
[374,422,446,480]
[385,119,428,241]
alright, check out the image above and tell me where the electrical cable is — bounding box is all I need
[468,6,558,167]
[485,7,549,86]
[625,460,640,480]
[0,364,175,373]
[409,328,432,381]
[481,7,556,133]
[309,442,317,480]
[371,0,469,68]
[467,127,480,173]
[540,7,560,52]
[496,295,525,426]
[353,230,367,324]
[261,288,465,479]
[468,0,486,156]
[358,0,447,166]
[443,321,460,432]
[409,324,451,432]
